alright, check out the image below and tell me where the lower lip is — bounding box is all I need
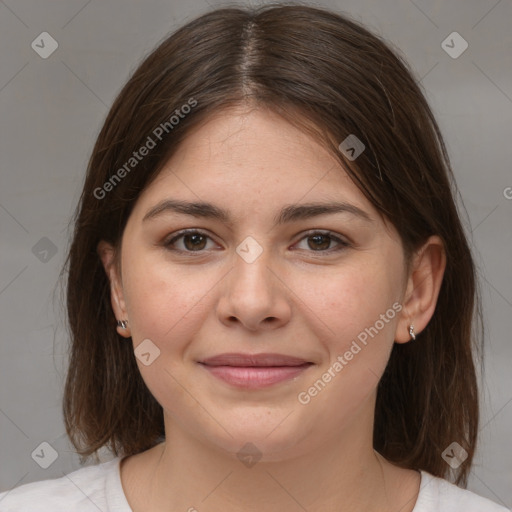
[199,364,312,389]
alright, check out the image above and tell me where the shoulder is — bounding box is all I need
[415,471,510,512]
[0,457,129,512]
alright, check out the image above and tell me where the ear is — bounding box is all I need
[97,240,131,338]
[395,235,446,343]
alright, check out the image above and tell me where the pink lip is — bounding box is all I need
[200,365,312,388]
[198,353,313,389]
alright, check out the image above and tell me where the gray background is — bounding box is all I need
[0,0,511,508]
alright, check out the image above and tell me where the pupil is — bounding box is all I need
[310,235,329,250]
[185,234,205,250]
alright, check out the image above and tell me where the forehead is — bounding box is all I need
[133,107,376,216]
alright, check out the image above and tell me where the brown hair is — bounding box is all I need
[60,2,482,486]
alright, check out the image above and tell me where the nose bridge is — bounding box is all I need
[230,234,274,297]
[217,233,290,329]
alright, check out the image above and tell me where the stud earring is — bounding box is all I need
[117,320,128,329]
[409,324,416,341]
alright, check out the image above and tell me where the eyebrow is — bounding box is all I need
[142,199,373,226]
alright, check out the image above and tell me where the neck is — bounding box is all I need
[124,408,419,512]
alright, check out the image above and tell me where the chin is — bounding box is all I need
[203,419,310,463]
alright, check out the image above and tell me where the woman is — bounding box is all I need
[0,4,508,511]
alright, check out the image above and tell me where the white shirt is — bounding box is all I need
[0,457,509,511]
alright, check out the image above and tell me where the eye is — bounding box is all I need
[164,229,216,253]
[293,230,350,254]
[163,229,350,255]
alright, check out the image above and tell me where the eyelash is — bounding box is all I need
[163,229,350,256]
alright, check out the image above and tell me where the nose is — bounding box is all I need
[216,240,292,332]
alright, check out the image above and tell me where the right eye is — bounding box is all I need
[163,229,218,253]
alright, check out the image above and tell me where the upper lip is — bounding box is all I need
[199,353,312,367]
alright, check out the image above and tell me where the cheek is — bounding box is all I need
[120,257,214,415]
[293,262,398,351]
[294,267,398,431]
[122,254,218,348]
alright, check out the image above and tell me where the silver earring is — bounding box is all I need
[117,320,128,329]
[409,324,416,341]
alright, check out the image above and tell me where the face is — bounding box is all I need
[100,106,415,461]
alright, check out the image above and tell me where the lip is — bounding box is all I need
[198,353,314,389]
[200,353,311,367]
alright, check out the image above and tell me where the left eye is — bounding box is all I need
[163,230,349,254]
[294,231,349,253]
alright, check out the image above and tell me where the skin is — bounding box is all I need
[98,106,446,512]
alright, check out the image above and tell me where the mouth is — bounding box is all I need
[198,353,314,389]
[199,353,313,367]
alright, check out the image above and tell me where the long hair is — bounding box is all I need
[60,3,482,486]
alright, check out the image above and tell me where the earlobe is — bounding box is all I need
[395,235,446,344]
[97,240,131,338]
